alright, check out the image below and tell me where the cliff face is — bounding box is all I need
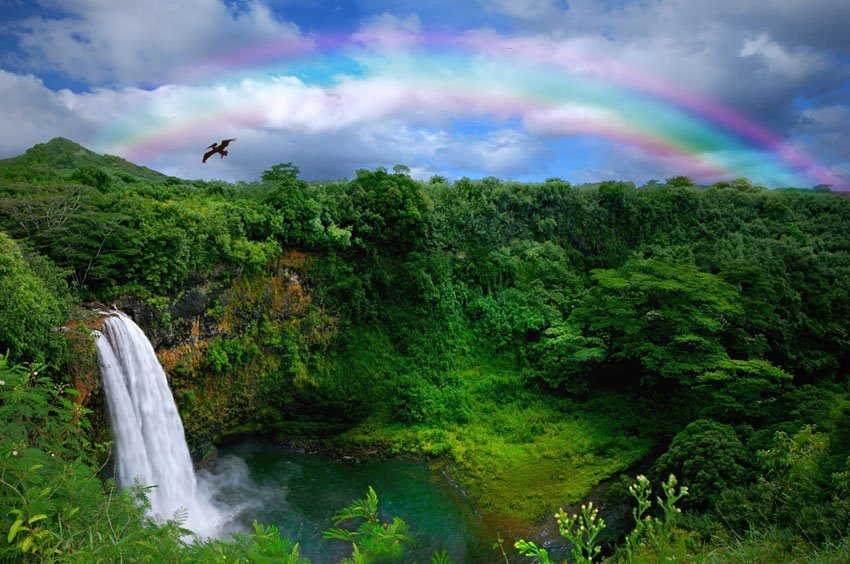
[76,251,338,458]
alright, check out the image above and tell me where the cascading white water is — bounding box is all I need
[94,312,219,537]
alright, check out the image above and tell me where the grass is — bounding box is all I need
[335,352,653,525]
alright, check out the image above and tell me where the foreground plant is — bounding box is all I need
[322,486,411,563]
[515,501,606,563]
[623,473,688,561]
[515,474,689,564]
[192,520,308,563]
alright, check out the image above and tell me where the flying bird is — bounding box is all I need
[203,138,235,163]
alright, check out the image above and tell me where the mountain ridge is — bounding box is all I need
[0,137,174,185]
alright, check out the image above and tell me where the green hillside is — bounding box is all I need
[0,137,174,185]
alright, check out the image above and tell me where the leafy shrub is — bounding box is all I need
[191,521,308,563]
[71,164,111,190]
[391,373,470,426]
[322,486,411,563]
[651,419,749,509]
[202,338,255,375]
[0,234,66,363]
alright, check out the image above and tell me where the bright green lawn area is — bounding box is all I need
[336,356,653,524]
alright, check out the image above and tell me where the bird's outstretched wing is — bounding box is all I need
[203,139,236,162]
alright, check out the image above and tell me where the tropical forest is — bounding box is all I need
[2,137,850,562]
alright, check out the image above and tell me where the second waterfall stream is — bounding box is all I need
[94,311,220,537]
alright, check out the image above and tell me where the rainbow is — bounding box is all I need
[96,30,841,187]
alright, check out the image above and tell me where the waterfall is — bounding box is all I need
[94,312,218,537]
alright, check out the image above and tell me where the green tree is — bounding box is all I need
[262,162,302,186]
[665,175,695,188]
[650,419,749,508]
[347,167,432,254]
[569,258,742,387]
[533,322,605,392]
[71,164,111,190]
[0,234,66,362]
[263,163,324,247]
[696,358,792,421]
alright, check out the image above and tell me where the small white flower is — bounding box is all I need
[12,450,18,456]
[0,380,5,385]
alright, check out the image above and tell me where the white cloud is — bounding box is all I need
[84,69,547,180]
[0,64,542,181]
[523,105,623,136]
[351,13,424,50]
[740,34,824,79]
[0,70,95,154]
[14,0,301,85]
[430,128,542,175]
[801,104,850,131]
[117,121,542,183]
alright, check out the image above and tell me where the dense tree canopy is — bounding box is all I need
[2,139,850,561]
[0,233,67,362]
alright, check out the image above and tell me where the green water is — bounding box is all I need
[206,439,498,562]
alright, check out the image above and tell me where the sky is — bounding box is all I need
[0,0,848,188]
